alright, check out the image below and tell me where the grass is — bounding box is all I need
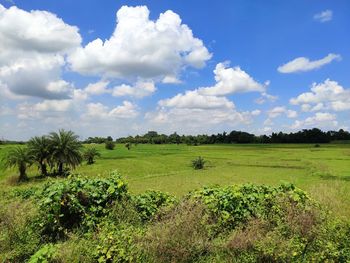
[1,143,350,218]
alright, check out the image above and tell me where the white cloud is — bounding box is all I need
[112,80,156,98]
[68,5,211,80]
[159,90,234,109]
[291,112,337,129]
[0,4,81,99]
[198,62,266,96]
[290,79,350,112]
[85,81,110,95]
[278,53,341,73]
[268,106,297,119]
[84,101,138,120]
[314,10,333,23]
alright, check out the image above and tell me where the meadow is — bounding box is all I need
[1,143,350,218]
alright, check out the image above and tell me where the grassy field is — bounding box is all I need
[1,143,350,217]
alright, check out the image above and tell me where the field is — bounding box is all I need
[1,143,350,218]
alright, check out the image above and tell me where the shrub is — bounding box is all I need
[191,183,310,235]
[192,156,205,169]
[29,244,57,263]
[133,190,177,221]
[125,142,131,150]
[142,201,211,263]
[105,141,115,150]
[37,171,128,240]
[0,201,41,262]
[83,147,101,165]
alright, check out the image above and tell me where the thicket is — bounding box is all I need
[1,172,349,262]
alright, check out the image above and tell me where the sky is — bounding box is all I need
[0,0,349,140]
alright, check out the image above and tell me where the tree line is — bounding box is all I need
[111,128,350,145]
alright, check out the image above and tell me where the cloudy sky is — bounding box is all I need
[0,0,349,140]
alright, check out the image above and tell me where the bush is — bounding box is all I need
[191,183,310,234]
[133,190,177,222]
[192,156,205,169]
[142,201,211,263]
[0,201,41,262]
[37,171,128,240]
[105,141,115,150]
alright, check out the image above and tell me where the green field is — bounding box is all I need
[1,143,350,218]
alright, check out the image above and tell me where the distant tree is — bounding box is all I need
[106,136,113,142]
[28,136,51,177]
[83,147,101,165]
[125,142,131,150]
[105,141,115,150]
[49,129,82,175]
[3,147,33,181]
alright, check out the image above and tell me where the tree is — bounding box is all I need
[105,141,115,150]
[28,136,51,177]
[3,147,33,181]
[49,129,82,175]
[83,147,101,165]
[125,142,131,150]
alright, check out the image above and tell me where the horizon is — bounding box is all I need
[0,1,349,140]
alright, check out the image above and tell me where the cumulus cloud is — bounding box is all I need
[291,112,337,129]
[314,10,333,23]
[290,79,350,112]
[159,90,234,109]
[267,106,297,119]
[0,4,81,99]
[84,101,138,120]
[198,62,266,96]
[68,5,211,80]
[278,53,341,73]
[85,81,110,95]
[112,80,156,98]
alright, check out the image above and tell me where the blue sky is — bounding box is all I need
[0,0,349,140]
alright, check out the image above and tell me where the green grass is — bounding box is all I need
[1,143,350,218]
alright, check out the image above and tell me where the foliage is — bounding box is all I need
[105,140,115,150]
[37,171,128,240]
[94,222,144,263]
[83,147,101,164]
[192,156,206,170]
[191,183,309,234]
[133,190,177,221]
[48,129,82,175]
[2,146,33,181]
[0,201,41,262]
[28,136,51,177]
[29,244,57,263]
[142,201,211,263]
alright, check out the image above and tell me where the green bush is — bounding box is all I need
[37,171,128,240]
[29,244,57,263]
[191,183,309,234]
[192,156,205,169]
[133,190,177,221]
[105,141,115,150]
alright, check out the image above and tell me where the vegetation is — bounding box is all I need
[48,130,82,175]
[28,136,51,177]
[2,147,33,181]
[105,140,116,150]
[116,128,350,145]
[1,172,350,262]
[83,147,101,164]
[192,156,205,169]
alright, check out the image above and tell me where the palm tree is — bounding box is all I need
[83,147,101,165]
[3,147,33,181]
[28,136,51,177]
[49,129,82,175]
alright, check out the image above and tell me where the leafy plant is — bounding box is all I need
[37,171,128,240]
[83,147,101,165]
[133,190,177,221]
[192,156,205,170]
[105,141,115,150]
[48,129,82,175]
[28,136,51,177]
[2,146,33,181]
[29,244,57,263]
